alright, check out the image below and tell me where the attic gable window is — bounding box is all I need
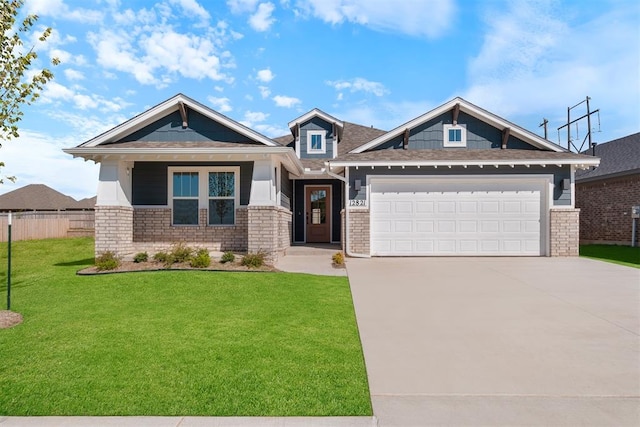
[307,130,326,154]
[443,124,467,147]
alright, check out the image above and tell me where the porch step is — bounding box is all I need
[285,244,341,256]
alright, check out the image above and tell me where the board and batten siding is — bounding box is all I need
[298,117,335,159]
[348,166,572,206]
[132,161,254,206]
[280,166,293,210]
[114,110,261,144]
[376,111,535,151]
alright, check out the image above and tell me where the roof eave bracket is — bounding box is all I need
[179,102,188,128]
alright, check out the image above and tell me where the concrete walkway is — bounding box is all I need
[346,257,640,426]
[275,244,347,276]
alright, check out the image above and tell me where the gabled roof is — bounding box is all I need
[576,132,640,182]
[0,184,91,211]
[78,93,279,148]
[350,97,567,154]
[287,108,344,131]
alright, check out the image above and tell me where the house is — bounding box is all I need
[575,132,640,245]
[0,184,94,212]
[64,94,599,260]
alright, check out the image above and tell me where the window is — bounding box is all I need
[307,130,326,154]
[169,167,239,226]
[443,124,467,147]
[172,172,199,225]
[208,171,235,225]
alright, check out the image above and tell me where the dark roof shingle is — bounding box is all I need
[576,132,640,181]
[0,184,92,211]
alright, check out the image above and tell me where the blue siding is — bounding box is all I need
[280,167,292,210]
[298,117,335,159]
[132,161,254,205]
[116,110,258,144]
[375,111,534,151]
[348,166,571,206]
[293,179,342,242]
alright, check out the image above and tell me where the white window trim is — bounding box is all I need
[443,124,467,147]
[307,130,326,154]
[168,166,240,226]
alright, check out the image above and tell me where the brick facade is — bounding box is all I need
[133,207,248,252]
[550,208,580,256]
[95,206,133,256]
[247,205,292,262]
[346,209,370,255]
[576,174,640,245]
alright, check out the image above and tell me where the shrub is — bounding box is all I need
[241,251,266,268]
[153,251,171,265]
[133,252,148,263]
[190,249,211,268]
[220,251,235,264]
[95,251,120,271]
[332,252,345,266]
[170,243,193,264]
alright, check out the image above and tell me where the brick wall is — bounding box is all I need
[95,206,133,256]
[576,174,640,244]
[247,205,291,262]
[550,208,580,256]
[346,209,370,255]
[133,207,248,251]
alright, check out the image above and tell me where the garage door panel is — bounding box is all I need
[370,179,544,256]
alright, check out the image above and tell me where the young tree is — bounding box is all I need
[1,0,59,182]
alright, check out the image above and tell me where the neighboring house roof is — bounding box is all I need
[576,132,640,182]
[0,184,92,211]
[350,97,567,154]
[76,196,97,209]
[78,93,279,148]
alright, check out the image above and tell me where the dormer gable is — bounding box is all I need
[288,108,344,159]
[79,93,279,148]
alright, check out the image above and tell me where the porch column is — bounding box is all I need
[247,159,289,261]
[95,160,134,257]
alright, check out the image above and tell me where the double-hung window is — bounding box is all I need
[443,124,467,147]
[307,130,326,154]
[208,171,235,225]
[169,167,239,226]
[172,172,199,225]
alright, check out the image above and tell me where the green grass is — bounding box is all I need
[580,244,640,268]
[0,238,371,416]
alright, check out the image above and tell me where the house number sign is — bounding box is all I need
[348,199,367,207]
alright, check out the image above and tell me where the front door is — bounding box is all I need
[305,186,331,243]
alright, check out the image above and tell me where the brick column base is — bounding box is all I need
[346,209,370,256]
[550,208,580,256]
[95,205,133,257]
[247,206,291,262]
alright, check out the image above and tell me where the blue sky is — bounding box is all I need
[1,0,639,200]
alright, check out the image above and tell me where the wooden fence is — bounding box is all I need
[0,211,94,242]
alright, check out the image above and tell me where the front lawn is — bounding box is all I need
[580,244,640,269]
[0,238,371,416]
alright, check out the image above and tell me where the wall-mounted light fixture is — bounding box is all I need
[354,179,361,191]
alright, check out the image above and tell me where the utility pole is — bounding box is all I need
[557,96,600,153]
[539,118,549,139]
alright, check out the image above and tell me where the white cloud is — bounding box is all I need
[326,77,389,96]
[208,96,233,113]
[25,0,104,23]
[258,85,271,99]
[169,0,210,22]
[273,95,301,108]
[63,69,84,81]
[249,2,276,31]
[462,1,640,142]
[227,0,260,13]
[256,68,275,82]
[254,123,289,137]
[40,81,130,112]
[295,0,454,38]
[244,110,270,122]
[0,130,99,200]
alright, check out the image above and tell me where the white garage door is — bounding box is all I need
[370,178,546,256]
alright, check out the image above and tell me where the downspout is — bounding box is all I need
[326,164,370,258]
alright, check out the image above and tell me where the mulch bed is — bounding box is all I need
[78,260,278,275]
[0,310,23,329]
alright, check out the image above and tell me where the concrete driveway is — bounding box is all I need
[346,257,640,426]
